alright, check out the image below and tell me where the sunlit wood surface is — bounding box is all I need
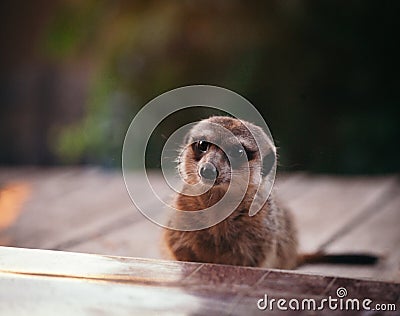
[0,246,399,315]
[0,167,399,285]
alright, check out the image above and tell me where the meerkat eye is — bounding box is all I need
[245,150,255,160]
[228,145,256,161]
[228,145,246,159]
[194,140,210,154]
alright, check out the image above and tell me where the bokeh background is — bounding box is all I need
[1,0,399,174]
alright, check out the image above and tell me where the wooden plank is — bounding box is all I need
[274,172,310,202]
[1,246,399,315]
[66,173,311,258]
[326,188,400,255]
[67,217,165,259]
[324,277,400,307]
[298,188,400,282]
[51,170,174,249]
[0,168,161,250]
[282,175,397,253]
[0,167,82,246]
[0,274,211,316]
[2,168,399,285]
[0,167,75,184]
[67,173,398,281]
[0,246,198,282]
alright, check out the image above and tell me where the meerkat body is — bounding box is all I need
[163,116,298,269]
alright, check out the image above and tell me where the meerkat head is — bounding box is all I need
[178,116,276,193]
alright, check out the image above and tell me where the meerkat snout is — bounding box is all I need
[199,162,218,181]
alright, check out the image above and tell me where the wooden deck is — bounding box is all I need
[0,167,399,282]
[0,167,400,314]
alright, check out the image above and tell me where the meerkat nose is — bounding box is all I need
[199,162,218,180]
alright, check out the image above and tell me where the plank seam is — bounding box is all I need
[50,212,138,250]
[317,177,400,252]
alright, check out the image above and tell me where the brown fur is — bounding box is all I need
[163,116,298,269]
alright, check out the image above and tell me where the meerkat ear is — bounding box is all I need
[246,123,276,177]
[262,150,276,177]
[182,132,191,146]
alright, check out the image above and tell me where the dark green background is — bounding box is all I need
[1,1,399,174]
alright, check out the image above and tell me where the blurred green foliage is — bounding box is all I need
[43,0,399,173]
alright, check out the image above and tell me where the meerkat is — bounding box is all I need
[163,116,298,269]
[163,116,377,269]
